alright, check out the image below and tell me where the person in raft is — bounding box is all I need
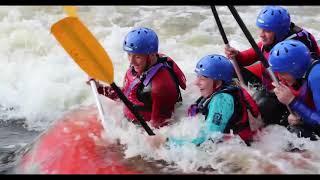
[269,39,320,140]
[224,5,320,126]
[90,27,186,129]
[147,54,260,148]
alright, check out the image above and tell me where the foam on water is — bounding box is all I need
[99,97,320,174]
[0,6,320,173]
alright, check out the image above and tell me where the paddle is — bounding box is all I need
[210,6,246,88]
[227,5,295,116]
[61,6,108,132]
[211,6,264,130]
[227,6,278,85]
[51,7,155,136]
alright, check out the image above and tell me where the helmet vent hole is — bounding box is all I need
[130,43,134,47]
[278,10,282,14]
[200,64,203,68]
[284,47,288,53]
[271,10,274,15]
[276,50,280,56]
[124,41,127,45]
[137,31,140,34]
[210,56,214,58]
[263,10,267,14]
[218,57,221,60]
[290,43,297,47]
[144,30,148,34]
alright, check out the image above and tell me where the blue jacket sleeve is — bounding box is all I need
[289,65,320,127]
[167,93,235,146]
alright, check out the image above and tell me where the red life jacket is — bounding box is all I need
[288,28,320,60]
[244,27,319,91]
[245,50,272,90]
[122,54,186,123]
[224,86,260,143]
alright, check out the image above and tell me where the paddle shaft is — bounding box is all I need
[228,5,295,115]
[210,5,246,87]
[51,16,155,136]
[227,6,278,84]
[110,83,155,136]
[89,80,107,129]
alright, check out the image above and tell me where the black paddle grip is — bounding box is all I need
[211,6,229,45]
[228,6,270,68]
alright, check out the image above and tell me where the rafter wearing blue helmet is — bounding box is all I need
[225,6,320,92]
[256,6,290,42]
[123,27,159,55]
[269,39,320,140]
[161,54,260,147]
[224,6,320,129]
[92,27,186,129]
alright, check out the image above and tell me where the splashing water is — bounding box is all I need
[0,6,320,174]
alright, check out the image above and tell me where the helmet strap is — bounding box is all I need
[145,53,157,70]
[144,56,151,71]
[212,80,223,92]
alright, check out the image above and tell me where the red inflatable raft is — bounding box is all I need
[16,106,141,174]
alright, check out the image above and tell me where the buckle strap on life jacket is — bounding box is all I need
[124,77,140,97]
[193,85,254,134]
[230,89,251,133]
[158,57,183,102]
[189,86,232,118]
[297,29,313,48]
[142,57,183,102]
[142,62,169,86]
[286,29,309,41]
[124,57,183,112]
[144,56,183,93]
[219,86,252,133]
[196,86,239,119]
[124,62,169,96]
[286,29,317,58]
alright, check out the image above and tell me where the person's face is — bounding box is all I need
[194,75,216,98]
[128,53,148,74]
[277,72,296,86]
[258,28,276,46]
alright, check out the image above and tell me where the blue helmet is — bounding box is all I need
[256,6,291,42]
[269,39,311,79]
[123,27,159,54]
[195,54,234,83]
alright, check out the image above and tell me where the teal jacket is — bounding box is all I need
[167,92,235,147]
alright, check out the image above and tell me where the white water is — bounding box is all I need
[0,6,320,174]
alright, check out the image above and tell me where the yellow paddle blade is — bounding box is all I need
[63,6,78,17]
[51,17,114,84]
